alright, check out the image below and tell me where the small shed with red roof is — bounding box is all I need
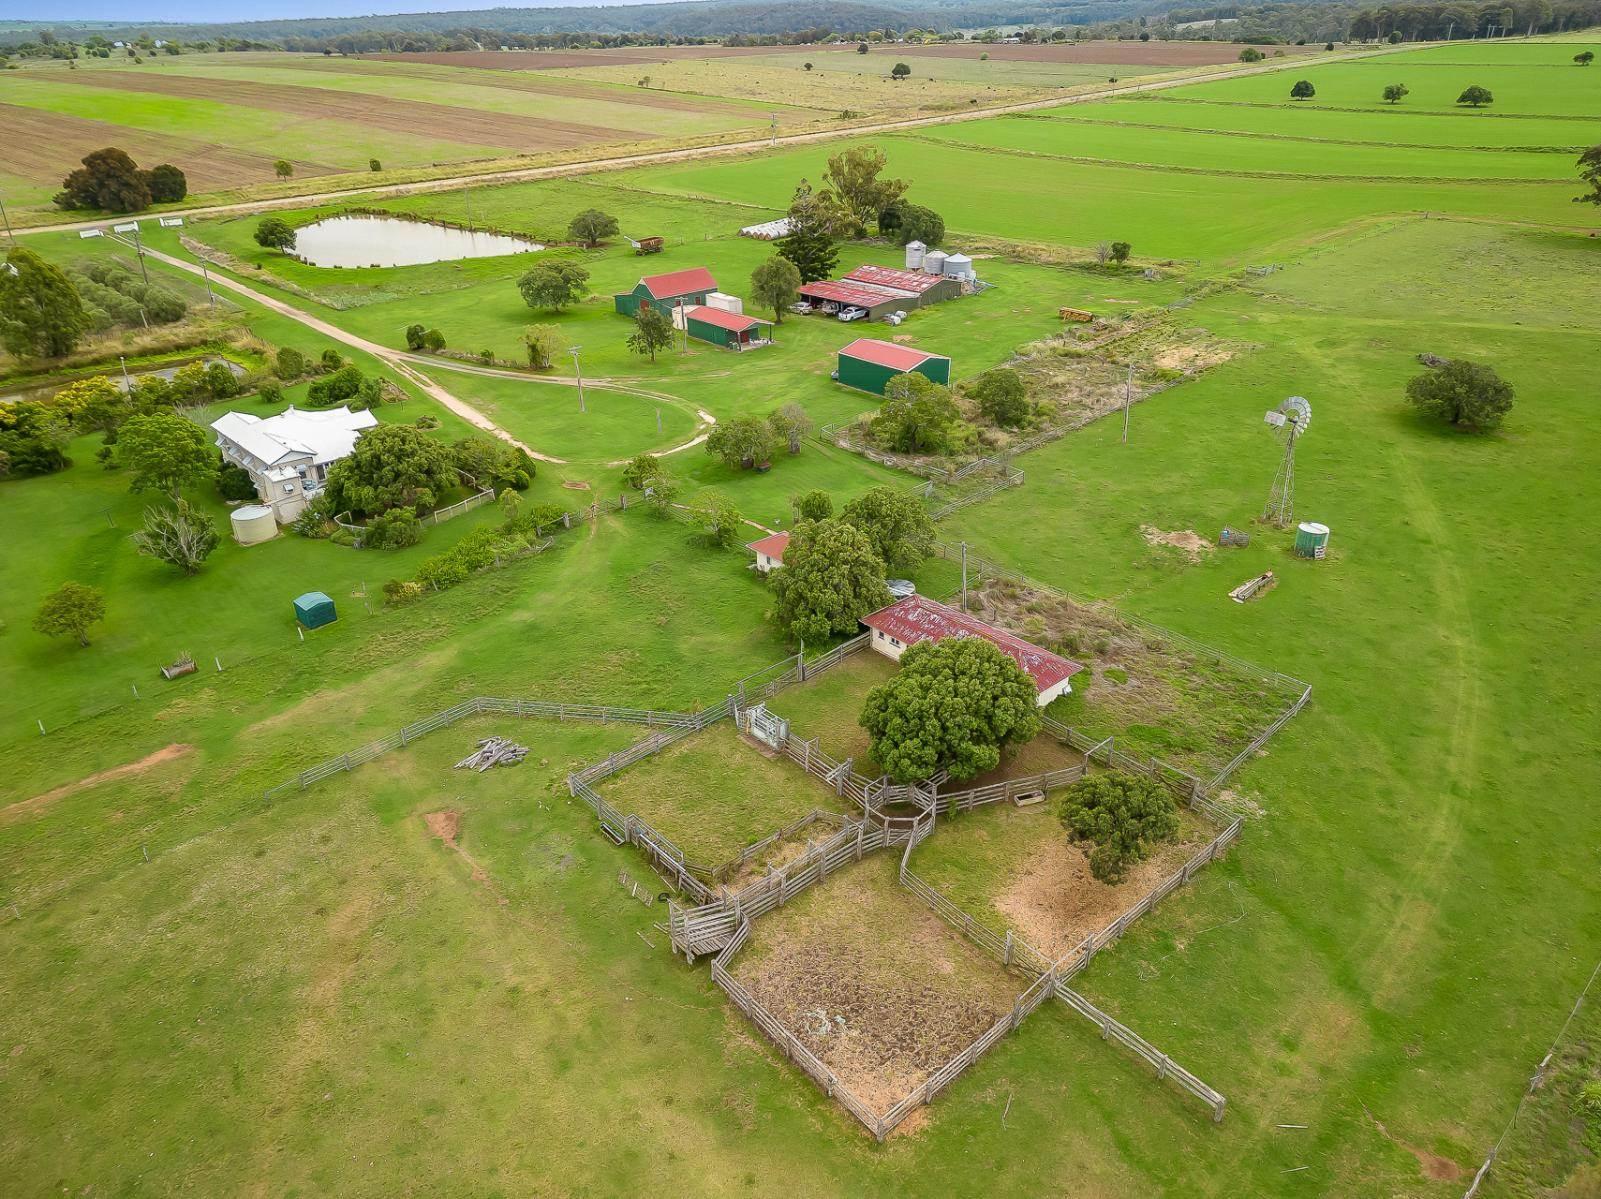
[746,530,790,573]
[684,306,772,350]
[859,594,1083,707]
[614,267,718,317]
[837,338,951,396]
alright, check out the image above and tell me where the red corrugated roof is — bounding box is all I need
[640,267,717,299]
[685,305,767,333]
[844,264,945,294]
[839,338,948,372]
[861,595,1083,693]
[798,280,892,309]
[745,530,790,561]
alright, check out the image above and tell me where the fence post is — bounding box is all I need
[1004,929,1013,966]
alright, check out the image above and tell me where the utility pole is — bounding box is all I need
[199,258,216,308]
[769,112,778,147]
[119,355,131,392]
[0,192,14,244]
[960,541,969,613]
[131,223,151,288]
[570,346,586,413]
[1446,20,1455,39]
[1121,364,1134,444]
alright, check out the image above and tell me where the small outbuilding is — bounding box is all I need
[836,338,952,396]
[684,306,772,351]
[614,267,718,317]
[746,530,790,573]
[860,594,1083,707]
[293,591,338,630]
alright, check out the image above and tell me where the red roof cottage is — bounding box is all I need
[746,530,790,573]
[859,594,1083,706]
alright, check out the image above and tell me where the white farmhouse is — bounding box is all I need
[211,405,377,523]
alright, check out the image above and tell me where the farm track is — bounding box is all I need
[46,69,639,154]
[17,43,1417,238]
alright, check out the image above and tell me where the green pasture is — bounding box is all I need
[1047,95,1601,150]
[920,112,1579,179]
[615,135,1583,264]
[730,48,1170,89]
[1175,42,1601,116]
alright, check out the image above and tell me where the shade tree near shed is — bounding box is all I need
[870,372,962,454]
[1059,772,1180,884]
[860,637,1042,783]
[693,489,743,548]
[750,255,801,322]
[776,181,839,284]
[768,403,812,455]
[117,412,215,499]
[567,208,619,248]
[821,146,907,237]
[627,304,675,363]
[706,414,777,470]
[518,261,589,312]
[840,484,934,575]
[33,581,107,647]
[770,519,892,643]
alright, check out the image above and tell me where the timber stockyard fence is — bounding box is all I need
[250,599,1292,1140]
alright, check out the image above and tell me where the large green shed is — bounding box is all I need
[613,266,717,318]
[294,591,337,630]
[837,338,952,397]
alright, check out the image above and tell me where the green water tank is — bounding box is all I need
[294,591,337,629]
[1294,522,1330,559]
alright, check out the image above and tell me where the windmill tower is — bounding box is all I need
[1262,395,1311,527]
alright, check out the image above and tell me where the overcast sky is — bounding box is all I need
[27,0,646,22]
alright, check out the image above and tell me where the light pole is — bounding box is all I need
[570,346,585,413]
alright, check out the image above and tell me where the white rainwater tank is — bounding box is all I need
[904,240,926,270]
[230,503,277,546]
[922,249,948,276]
[705,291,743,314]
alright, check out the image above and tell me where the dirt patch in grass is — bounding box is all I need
[1140,524,1214,562]
[993,815,1214,958]
[969,576,1289,776]
[1364,1107,1468,1183]
[732,859,1019,1116]
[423,808,462,846]
[3,744,196,824]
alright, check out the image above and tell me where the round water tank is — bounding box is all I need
[922,249,947,275]
[943,253,973,279]
[231,503,277,546]
[904,240,926,270]
[1294,521,1330,559]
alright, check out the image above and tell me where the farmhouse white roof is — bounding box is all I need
[211,405,377,469]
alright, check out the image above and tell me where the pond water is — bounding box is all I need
[291,215,543,269]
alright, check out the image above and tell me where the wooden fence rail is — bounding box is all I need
[1056,985,1227,1122]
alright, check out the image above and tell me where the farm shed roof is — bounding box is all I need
[685,306,769,332]
[211,405,377,468]
[844,265,946,294]
[861,595,1083,693]
[745,531,790,561]
[798,280,894,309]
[839,338,949,371]
[639,267,717,298]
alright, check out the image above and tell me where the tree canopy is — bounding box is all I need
[771,519,891,643]
[33,581,107,647]
[323,423,458,516]
[54,147,151,212]
[870,372,961,454]
[1382,82,1410,103]
[0,247,89,359]
[1060,772,1180,884]
[776,180,840,284]
[627,304,675,363]
[1457,84,1493,107]
[146,163,187,203]
[1290,79,1316,99]
[453,436,533,492]
[790,488,834,523]
[968,367,1029,429]
[253,217,296,253]
[133,500,221,576]
[840,484,934,575]
[693,489,743,547]
[518,261,589,311]
[1405,358,1514,430]
[567,208,619,247]
[522,323,565,370]
[879,199,945,248]
[768,403,812,455]
[860,637,1042,783]
[117,412,215,497]
[706,414,777,470]
[822,145,907,236]
[1577,144,1601,207]
[750,255,801,322]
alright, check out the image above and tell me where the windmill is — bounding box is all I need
[1261,395,1311,527]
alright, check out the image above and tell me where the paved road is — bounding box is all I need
[18,45,1403,237]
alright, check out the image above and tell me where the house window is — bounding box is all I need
[891,637,902,648]
[876,630,885,640]
[282,483,294,494]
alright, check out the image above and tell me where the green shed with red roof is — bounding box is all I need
[836,338,951,396]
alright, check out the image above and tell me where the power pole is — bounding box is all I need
[131,223,150,288]
[119,355,131,392]
[0,192,14,244]
[960,541,969,613]
[199,258,216,308]
[570,346,586,413]
[1122,364,1134,444]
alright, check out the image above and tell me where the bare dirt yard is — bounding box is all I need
[910,802,1219,959]
[731,857,1021,1115]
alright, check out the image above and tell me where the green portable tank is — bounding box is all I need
[294,591,338,629]
[1294,522,1330,560]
